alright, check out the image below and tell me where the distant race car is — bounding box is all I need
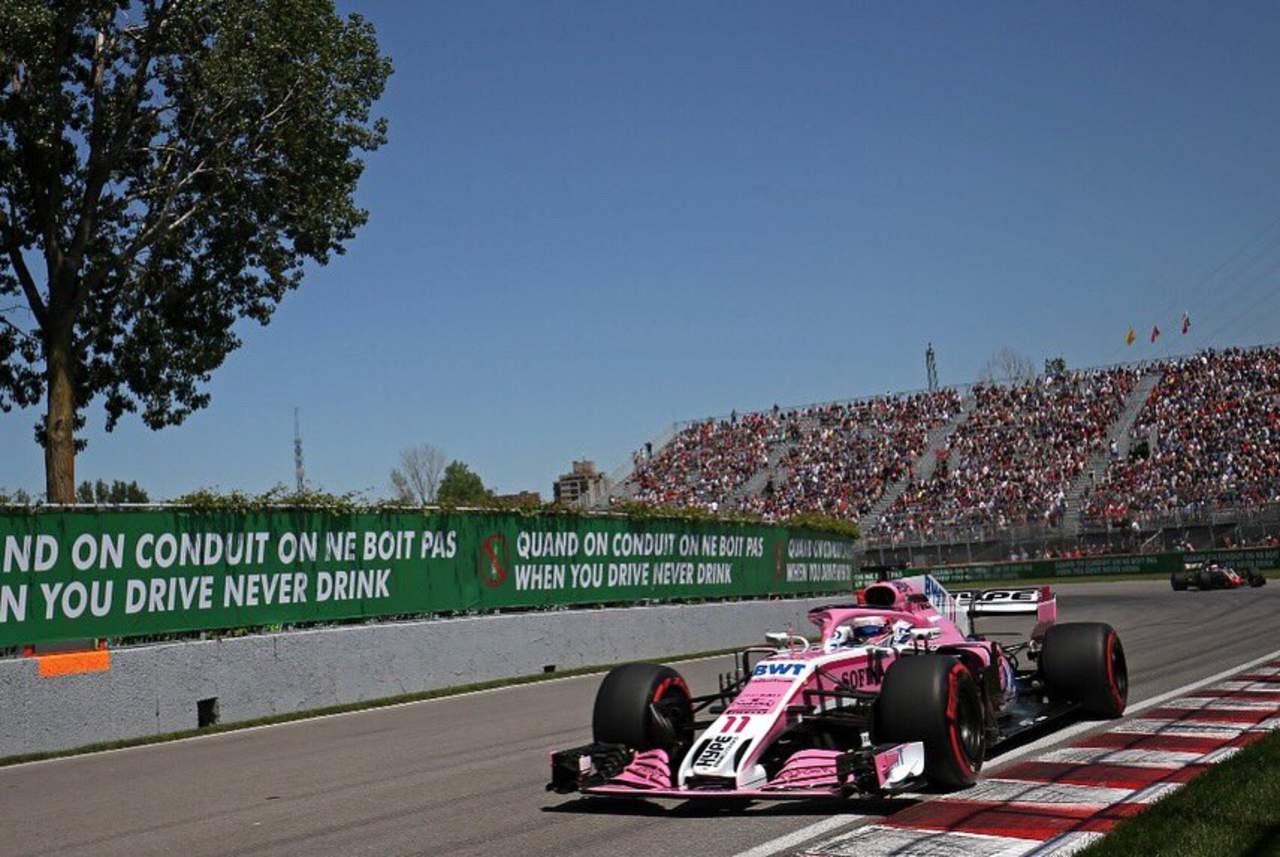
[1171,561,1266,591]
[548,576,1128,801]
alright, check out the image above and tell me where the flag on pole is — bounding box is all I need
[1181,312,1191,335]
[1125,327,1136,345]
[1151,324,1161,343]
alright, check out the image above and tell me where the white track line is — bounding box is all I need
[935,779,1133,806]
[1161,696,1280,710]
[1033,746,1201,768]
[730,644,1280,857]
[731,815,876,857]
[800,825,1037,857]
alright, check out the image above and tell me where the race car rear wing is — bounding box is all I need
[954,586,1057,637]
[955,586,1054,615]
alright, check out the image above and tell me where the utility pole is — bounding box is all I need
[926,342,938,392]
[293,407,307,493]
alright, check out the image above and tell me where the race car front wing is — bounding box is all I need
[547,740,925,800]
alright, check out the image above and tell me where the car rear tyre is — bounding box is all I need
[1170,571,1188,591]
[1040,622,1128,718]
[872,654,985,789]
[592,663,693,755]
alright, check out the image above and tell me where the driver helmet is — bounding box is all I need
[851,616,890,643]
[825,624,854,652]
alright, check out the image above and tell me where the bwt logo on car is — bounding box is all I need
[753,662,806,678]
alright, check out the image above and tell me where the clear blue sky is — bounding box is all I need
[5,0,1280,500]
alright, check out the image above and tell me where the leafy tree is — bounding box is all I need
[0,486,33,504]
[436,461,491,506]
[0,1,392,501]
[390,443,446,505]
[77,478,148,503]
[111,479,147,502]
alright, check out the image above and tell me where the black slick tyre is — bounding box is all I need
[592,663,692,754]
[872,654,985,789]
[1040,622,1128,718]
[1170,572,1187,591]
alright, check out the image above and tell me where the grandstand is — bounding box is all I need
[611,344,1280,563]
[1083,348,1280,524]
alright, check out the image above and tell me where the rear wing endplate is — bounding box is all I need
[920,575,972,637]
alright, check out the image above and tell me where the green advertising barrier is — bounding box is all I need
[911,546,1280,586]
[0,508,859,646]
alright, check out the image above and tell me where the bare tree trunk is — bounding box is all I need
[44,329,77,504]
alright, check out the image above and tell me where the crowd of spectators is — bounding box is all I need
[739,390,962,520]
[874,368,1138,541]
[627,390,961,514]
[1083,348,1280,523]
[624,347,1280,545]
[628,411,782,509]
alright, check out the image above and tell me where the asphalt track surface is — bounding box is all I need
[3,580,1280,857]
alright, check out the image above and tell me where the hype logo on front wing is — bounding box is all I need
[694,734,739,768]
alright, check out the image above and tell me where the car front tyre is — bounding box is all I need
[592,663,693,757]
[872,654,985,789]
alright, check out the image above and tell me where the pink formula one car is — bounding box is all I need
[548,576,1127,800]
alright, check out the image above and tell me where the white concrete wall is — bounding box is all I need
[0,596,841,758]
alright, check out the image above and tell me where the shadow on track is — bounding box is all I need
[540,794,914,818]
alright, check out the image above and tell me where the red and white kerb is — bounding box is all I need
[800,660,1280,857]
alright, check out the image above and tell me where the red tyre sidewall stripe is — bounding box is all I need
[946,664,975,775]
[652,675,690,704]
[1105,632,1125,711]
